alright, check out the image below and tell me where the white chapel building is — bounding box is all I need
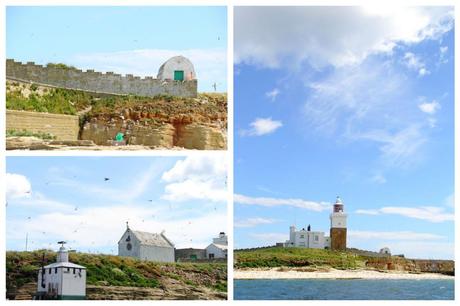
[118,223,175,263]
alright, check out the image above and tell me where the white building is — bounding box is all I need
[380,247,391,255]
[205,232,228,259]
[118,224,175,263]
[157,56,196,81]
[35,242,86,300]
[285,225,331,249]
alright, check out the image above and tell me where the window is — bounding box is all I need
[208,253,215,259]
[49,268,51,274]
[55,268,57,273]
[314,235,319,242]
[300,234,305,239]
[127,243,132,251]
[73,268,76,274]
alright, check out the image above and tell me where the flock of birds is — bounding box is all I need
[9,173,223,252]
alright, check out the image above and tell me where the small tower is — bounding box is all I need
[35,242,86,300]
[330,196,347,251]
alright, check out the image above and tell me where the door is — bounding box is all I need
[174,70,184,81]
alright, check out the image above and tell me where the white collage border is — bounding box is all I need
[0,0,458,305]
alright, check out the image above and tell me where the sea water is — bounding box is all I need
[234,279,454,300]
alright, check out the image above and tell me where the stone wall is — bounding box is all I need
[175,248,207,261]
[6,110,79,141]
[6,59,197,98]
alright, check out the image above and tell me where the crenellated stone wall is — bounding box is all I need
[6,59,197,98]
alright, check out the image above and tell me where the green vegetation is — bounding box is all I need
[6,80,227,128]
[235,247,367,269]
[6,250,227,294]
[46,63,76,70]
[6,87,92,115]
[6,130,56,140]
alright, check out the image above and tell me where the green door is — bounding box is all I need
[174,70,184,81]
[190,254,197,260]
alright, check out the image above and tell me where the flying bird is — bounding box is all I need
[104,178,110,181]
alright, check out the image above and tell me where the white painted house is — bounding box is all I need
[285,225,331,249]
[118,224,175,263]
[157,56,196,81]
[35,242,86,300]
[205,232,228,259]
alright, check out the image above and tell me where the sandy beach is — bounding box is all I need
[234,268,454,280]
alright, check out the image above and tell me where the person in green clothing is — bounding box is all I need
[115,132,124,142]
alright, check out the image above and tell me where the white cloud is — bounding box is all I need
[439,45,449,64]
[371,174,386,184]
[418,100,440,114]
[7,204,227,251]
[403,52,430,76]
[445,193,454,208]
[384,241,454,260]
[161,155,227,203]
[162,179,227,202]
[162,155,226,183]
[6,173,31,199]
[234,194,330,212]
[240,117,283,136]
[350,124,427,168]
[348,231,454,259]
[235,7,453,68]
[72,48,226,92]
[234,217,279,228]
[248,232,287,245]
[355,206,453,223]
[304,60,408,136]
[265,88,280,101]
[46,162,163,203]
[348,230,445,241]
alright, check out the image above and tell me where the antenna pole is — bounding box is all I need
[25,233,28,251]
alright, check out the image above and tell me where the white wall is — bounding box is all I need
[330,212,347,228]
[61,268,86,297]
[118,229,141,258]
[287,230,328,249]
[206,244,227,259]
[37,266,85,297]
[140,245,175,263]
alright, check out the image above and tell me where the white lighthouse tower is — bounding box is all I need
[35,242,86,300]
[329,196,348,250]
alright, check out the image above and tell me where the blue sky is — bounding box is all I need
[234,7,454,259]
[6,155,227,254]
[6,6,227,92]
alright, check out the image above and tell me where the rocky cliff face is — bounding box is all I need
[6,80,227,150]
[79,93,227,149]
[80,119,226,150]
[365,257,454,275]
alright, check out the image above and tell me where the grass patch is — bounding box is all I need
[235,247,366,269]
[6,129,56,140]
[6,251,227,294]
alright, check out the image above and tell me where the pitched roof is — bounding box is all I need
[207,243,227,251]
[132,230,174,248]
[43,262,86,269]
